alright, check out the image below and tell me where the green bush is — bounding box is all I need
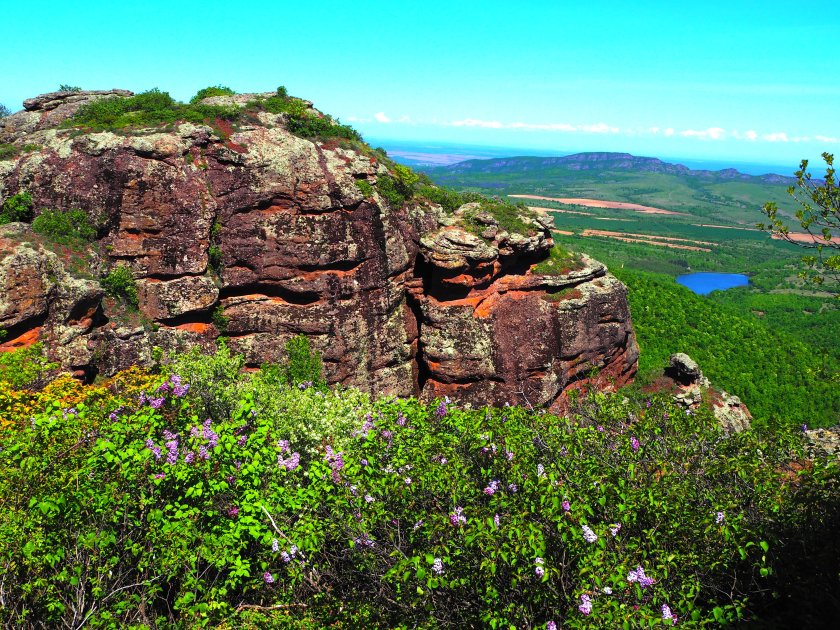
[66,88,240,131]
[0,191,33,223]
[282,334,325,389]
[58,84,81,93]
[1,364,835,627]
[0,103,10,118]
[0,342,57,389]
[355,178,374,197]
[101,264,138,309]
[32,208,96,243]
[190,85,236,103]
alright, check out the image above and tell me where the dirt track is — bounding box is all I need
[511,195,686,215]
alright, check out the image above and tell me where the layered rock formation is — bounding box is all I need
[0,89,638,407]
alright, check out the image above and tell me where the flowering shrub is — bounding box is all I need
[0,363,837,627]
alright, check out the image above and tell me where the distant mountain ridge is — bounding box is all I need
[424,152,797,185]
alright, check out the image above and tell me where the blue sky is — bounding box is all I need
[3,0,838,168]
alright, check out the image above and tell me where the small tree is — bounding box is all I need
[759,152,839,296]
[0,103,10,118]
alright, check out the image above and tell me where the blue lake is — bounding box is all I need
[676,272,750,295]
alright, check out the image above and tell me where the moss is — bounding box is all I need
[533,244,582,276]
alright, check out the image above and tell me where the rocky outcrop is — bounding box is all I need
[666,353,752,432]
[0,90,639,407]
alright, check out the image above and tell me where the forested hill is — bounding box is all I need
[421,152,796,185]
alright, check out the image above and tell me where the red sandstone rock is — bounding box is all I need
[0,90,638,407]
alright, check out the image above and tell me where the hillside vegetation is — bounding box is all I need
[1,342,838,628]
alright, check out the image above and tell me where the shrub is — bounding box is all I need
[101,264,138,308]
[417,183,468,213]
[0,379,832,628]
[58,84,82,93]
[376,174,408,208]
[0,342,58,389]
[282,334,325,389]
[355,178,374,197]
[190,85,236,103]
[66,88,240,131]
[0,191,33,223]
[0,103,10,118]
[32,208,96,243]
[286,113,361,141]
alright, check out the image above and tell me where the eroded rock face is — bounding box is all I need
[0,90,639,407]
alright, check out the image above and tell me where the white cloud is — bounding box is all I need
[679,127,726,140]
[762,132,789,142]
[451,118,504,128]
[374,112,391,123]
[663,128,675,136]
[816,135,839,143]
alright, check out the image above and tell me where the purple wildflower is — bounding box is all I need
[603,586,613,594]
[184,451,195,464]
[278,439,290,453]
[198,445,209,461]
[145,438,155,450]
[494,513,501,528]
[404,477,412,485]
[272,538,279,552]
[546,622,557,630]
[263,571,274,584]
[662,604,676,624]
[578,594,592,615]
[432,557,444,575]
[153,472,165,480]
[562,500,571,512]
[435,400,447,418]
[610,523,622,536]
[281,551,291,563]
[450,506,466,527]
[396,412,406,426]
[507,483,518,493]
[364,494,375,504]
[278,452,300,471]
[582,525,598,543]
[597,425,604,432]
[190,425,200,438]
[537,463,546,477]
[484,480,500,495]
[149,397,165,409]
[413,519,424,531]
[354,533,375,548]
[172,383,190,398]
[716,511,725,524]
[227,506,239,518]
[630,436,640,452]
[158,381,170,394]
[505,449,514,461]
[237,434,248,447]
[361,458,368,467]
[627,566,654,588]
[801,423,808,433]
